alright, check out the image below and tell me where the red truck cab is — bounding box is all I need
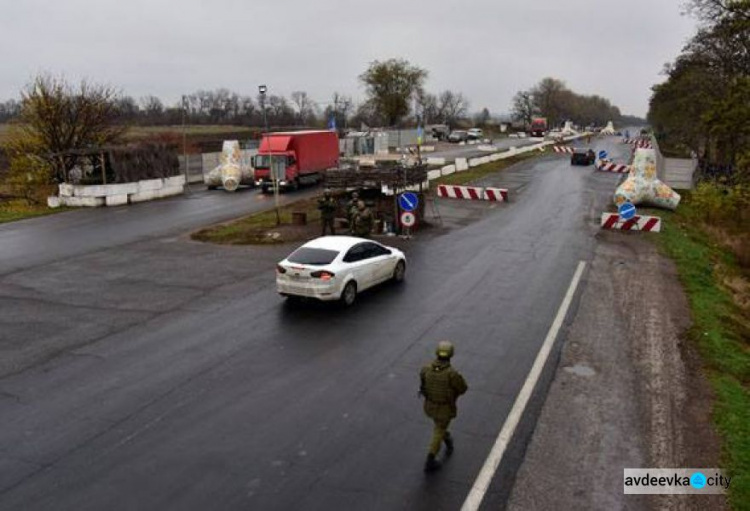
[253,130,339,192]
[530,118,548,138]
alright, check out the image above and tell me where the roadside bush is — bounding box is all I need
[4,153,55,204]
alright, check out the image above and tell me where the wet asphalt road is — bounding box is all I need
[0,137,630,510]
[428,136,543,160]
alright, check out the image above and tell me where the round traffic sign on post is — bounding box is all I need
[618,202,636,220]
[598,150,608,160]
[398,192,419,212]
[400,211,416,227]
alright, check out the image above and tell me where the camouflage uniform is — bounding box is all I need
[351,204,374,238]
[317,194,337,236]
[420,359,468,459]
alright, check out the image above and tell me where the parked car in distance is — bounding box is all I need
[467,128,483,140]
[448,130,469,143]
[276,236,407,306]
[571,149,596,166]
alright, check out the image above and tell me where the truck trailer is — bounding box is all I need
[253,130,339,192]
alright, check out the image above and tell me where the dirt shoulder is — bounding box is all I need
[508,231,727,511]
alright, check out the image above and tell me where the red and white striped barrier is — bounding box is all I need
[600,212,661,232]
[622,138,653,149]
[484,187,509,202]
[596,161,630,173]
[552,146,575,154]
[437,184,484,200]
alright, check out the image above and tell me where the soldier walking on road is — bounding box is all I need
[419,341,468,472]
[317,189,337,236]
[351,200,373,238]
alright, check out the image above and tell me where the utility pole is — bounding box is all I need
[181,95,190,194]
[259,85,280,225]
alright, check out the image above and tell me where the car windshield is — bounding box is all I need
[287,247,339,265]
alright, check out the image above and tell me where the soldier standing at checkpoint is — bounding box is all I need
[419,341,468,472]
[317,189,337,236]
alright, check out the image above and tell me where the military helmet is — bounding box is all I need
[436,341,454,359]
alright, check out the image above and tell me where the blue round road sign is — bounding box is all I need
[618,202,636,220]
[399,192,419,212]
[598,150,608,159]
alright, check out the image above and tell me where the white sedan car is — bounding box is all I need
[276,236,406,306]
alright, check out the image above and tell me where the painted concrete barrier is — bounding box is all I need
[600,212,661,232]
[427,169,442,180]
[441,164,456,176]
[596,161,630,173]
[426,157,446,166]
[553,146,574,154]
[484,187,509,202]
[455,158,469,172]
[50,175,186,208]
[437,184,484,200]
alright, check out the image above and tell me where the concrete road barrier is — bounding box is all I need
[456,158,469,171]
[426,157,446,166]
[427,169,442,180]
[600,212,661,232]
[484,187,509,202]
[105,194,129,207]
[441,164,456,176]
[437,184,484,200]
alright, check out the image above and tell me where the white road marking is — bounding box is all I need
[461,260,587,511]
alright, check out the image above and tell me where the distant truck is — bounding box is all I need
[253,130,339,192]
[530,118,548,137]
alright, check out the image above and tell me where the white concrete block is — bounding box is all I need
[105,194,129,207]
[468,158,481,168]
[427,169,442,181]
[426,157,446,166]
[129,190,157,203]
[138,179,164,192]
[421,146,435,152]
[478,145,495,152]
[59,184,74,197]
[490,153,501,162]
[164,175,186,187]
[155,185,184,199]
[455,158,469,171]
[47,196,61,208]
[61,196,105,207]
[75,183,139,197]
[441,165,456,176]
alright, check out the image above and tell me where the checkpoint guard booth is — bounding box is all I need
[324,161,428,235]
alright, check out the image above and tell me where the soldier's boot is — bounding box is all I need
[424,453,442,473]
[444,433,454,457]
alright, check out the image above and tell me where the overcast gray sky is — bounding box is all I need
[0,0,698,117]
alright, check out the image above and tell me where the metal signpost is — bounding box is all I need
[259,84,281,225]
[399,192,418,238]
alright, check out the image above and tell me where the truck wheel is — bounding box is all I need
[207,185,218,190]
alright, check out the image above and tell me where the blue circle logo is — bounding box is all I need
[691,472,707,489]
[618,202,636,220]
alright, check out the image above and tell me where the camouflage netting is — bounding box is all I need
[324,162,427,190]
[58,143,180,184]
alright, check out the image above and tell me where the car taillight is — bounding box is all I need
[276,265,287,274]
[311,271,335,281]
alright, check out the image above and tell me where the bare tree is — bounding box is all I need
[6,75,126,181]
[437,90,469,125]
[511,90,536,128]
[290,91,317,125]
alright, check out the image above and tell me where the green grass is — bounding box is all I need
[0,123,10,144]
[653,197,750,510]
[192,196,322,245]
[0,199,65,224]
[431,151,540,187]
[126,125,255,139]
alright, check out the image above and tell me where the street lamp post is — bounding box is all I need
[259,84,280,225]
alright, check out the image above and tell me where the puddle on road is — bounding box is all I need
[563,364,596,377]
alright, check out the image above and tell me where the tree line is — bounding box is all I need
[648,0,749,176]
[511,77,625,129]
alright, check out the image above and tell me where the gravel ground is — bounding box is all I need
[508,231,727,511]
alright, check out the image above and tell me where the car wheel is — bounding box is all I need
[392,260,406,283]
[340,281,357,307]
